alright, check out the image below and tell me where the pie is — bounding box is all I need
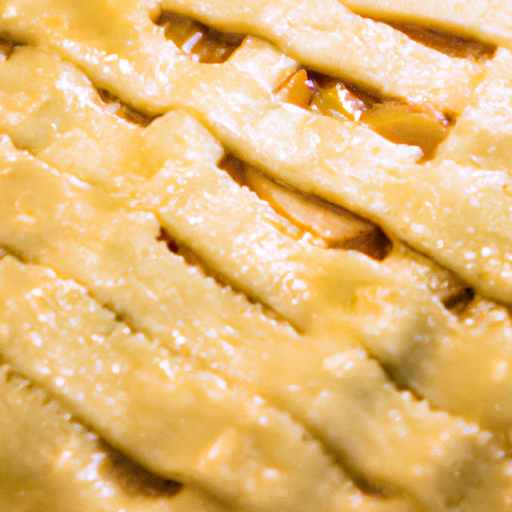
[1,1,512,511]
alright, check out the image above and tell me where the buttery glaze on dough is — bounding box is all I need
[1,46,512,431]
[1,1,512,512]
[3,0,510,306]
[336,0,512,50]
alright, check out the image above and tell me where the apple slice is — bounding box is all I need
[310,79,367,121]
[244,166,391,259]
[274,69,316,108]
[157,11,244,63]
[425,266,474,312]
[0,38,14,60]
[389,22,496,60]
[361,101,449,158]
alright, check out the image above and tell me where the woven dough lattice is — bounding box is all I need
[1,1,512,511]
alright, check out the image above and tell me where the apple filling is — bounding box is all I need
[96,88,154,126]
[220,155,391,260]
[156,11,245,63]
[0,38,15,60]
[275,68,451,158]
[387,22,496,60]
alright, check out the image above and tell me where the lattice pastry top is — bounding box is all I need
[1,1,512,511]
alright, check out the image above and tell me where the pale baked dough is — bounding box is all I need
[337,0,512,50]
[1,1,512,512]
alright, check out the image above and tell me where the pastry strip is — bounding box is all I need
[0,365,224,512]
[337,0,512,49]
[437,48,512,172]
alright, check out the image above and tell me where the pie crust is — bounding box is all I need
[1,1,512,511]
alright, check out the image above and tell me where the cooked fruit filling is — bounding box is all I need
[0,38,15,60]
[157,11,245,63]
[276,69,451,157]
[274,69,316,108]
[96,87,155,126]
[100,444,183,498]
[220,154,392,260]
[386,23,497,60]
[424,266,475,312]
